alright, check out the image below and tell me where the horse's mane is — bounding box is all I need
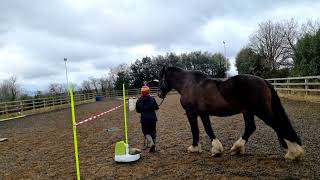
[166,66,225,85]
[167,66,209,79]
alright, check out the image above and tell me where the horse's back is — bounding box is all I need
[180,71,272,115]
[220,74,272,111]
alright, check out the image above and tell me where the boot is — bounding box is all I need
[149,137,156,153]
[145,135,154,148]
[149,144,156,152]
[143,138,148,150]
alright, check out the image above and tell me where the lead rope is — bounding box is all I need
[157,98,165,107]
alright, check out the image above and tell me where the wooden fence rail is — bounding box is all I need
[0,87,160,120]
[266,76,320,95]
[2,76,318,120]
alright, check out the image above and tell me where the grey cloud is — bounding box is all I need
[22,66,59,79]
[1,0,320,91]
[0,0,303,48]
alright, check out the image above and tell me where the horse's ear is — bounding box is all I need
[160,66,166,79]
[161,66,166,73]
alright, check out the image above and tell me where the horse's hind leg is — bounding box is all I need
[186,107,202,153]
[256,111,304,160]
[200,114,223,156]
[231,112,256,155]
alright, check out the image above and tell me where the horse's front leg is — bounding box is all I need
[199,114,224,156]
[186,107,202,153]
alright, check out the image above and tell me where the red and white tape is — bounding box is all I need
[75,104,123,126]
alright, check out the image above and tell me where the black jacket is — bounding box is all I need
[136,95,159,123]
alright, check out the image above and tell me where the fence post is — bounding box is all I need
[33,100,35,111]
[75,94,79,104]
[305,79,309,96]
[5,103,8,116]
[287,79,290,94]
[20,101,23,113]
[44,99,46,108]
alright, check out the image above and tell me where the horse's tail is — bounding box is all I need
[265,80,302,146]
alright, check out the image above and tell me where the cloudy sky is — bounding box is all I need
[1,0,320,92]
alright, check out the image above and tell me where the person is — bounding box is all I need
[136,85,159,152]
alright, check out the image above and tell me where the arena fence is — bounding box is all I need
[1,76,319,120]
[0,87,161,120]
[266,76,320,102]
[266,76,320,94]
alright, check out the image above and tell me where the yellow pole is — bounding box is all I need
[70,86,81,180]
[123,83,128,144]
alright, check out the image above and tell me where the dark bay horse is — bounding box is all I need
[158,66,304,160]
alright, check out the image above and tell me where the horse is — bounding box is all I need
[157,66,304,160]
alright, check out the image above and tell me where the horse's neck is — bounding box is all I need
[168,70,186,93]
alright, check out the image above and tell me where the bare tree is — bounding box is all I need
[81,80,92,93]
[108,64,129,88]
[0,76,20,101]
[109,68,117,86]
[99,77,114,94]
[249,20,298,69]
[109,64,128,83]
[89,77,99,94]
[283,19,299,59]
[48,83,65,95]
[105,77,114,91]
[301,19,320,35]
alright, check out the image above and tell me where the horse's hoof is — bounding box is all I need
[187,144,202,153]
[230,138,246,155]
[211,139,224,156]
[284,140,305,160]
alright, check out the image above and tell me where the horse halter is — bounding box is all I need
[161,77,168,89]
[156,78,167,106]
[158,77,170,96]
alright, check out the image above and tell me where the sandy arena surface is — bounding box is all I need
[0,94,319,179]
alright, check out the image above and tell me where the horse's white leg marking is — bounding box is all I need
[187,143,202,153]
[211,139,224,156]
[230,137,246,155]
[284,139,305,160]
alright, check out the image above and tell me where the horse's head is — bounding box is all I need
[158,66,171,99]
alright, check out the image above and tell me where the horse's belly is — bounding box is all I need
[205,104,243,117]
[193,91,243,116]
[209,109,241,117]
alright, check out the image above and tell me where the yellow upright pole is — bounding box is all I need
[70,86,81,180]
[123,83,128,144]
